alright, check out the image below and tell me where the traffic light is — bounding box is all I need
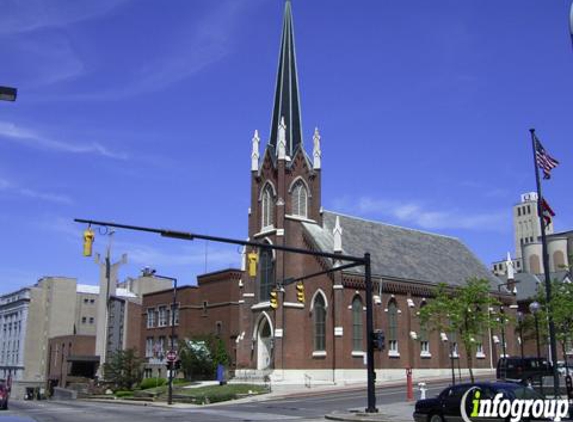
[296,282,305,303]
[83,227,95,257]
[270,290,278,309]
[372,330,385,351]
[247,251,259,277]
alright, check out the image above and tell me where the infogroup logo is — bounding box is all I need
[460,387,569,422]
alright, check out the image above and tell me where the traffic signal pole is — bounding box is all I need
[75,218,379,413]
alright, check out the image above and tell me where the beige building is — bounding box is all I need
[0,277,76,399]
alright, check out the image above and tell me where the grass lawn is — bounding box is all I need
[170,383,269,404]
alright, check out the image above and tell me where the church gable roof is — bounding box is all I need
[302,210,501,288]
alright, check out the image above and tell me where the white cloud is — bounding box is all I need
[116,241,240,269]
[0,177,72,205]
[332,196,507,232]
[0,121,128,160]
[53,1,250,101]
[0,0,129,34]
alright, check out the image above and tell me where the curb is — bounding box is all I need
[325,411,410,422]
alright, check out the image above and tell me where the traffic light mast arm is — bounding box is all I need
[74,218,366,264]
[281,261,361,286]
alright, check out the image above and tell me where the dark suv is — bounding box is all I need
[496,357,553,383]
[0,382,8,410]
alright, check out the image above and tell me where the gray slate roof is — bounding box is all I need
[502,271,572,301]
[302,211,501,288]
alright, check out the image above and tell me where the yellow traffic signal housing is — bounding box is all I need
[247,252,259,277]
[296,282,305,303]
[270,290,278,309]
[83,227,95,257]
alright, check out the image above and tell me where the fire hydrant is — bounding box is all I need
[418,382,427,400]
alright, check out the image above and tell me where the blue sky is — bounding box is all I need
[0,0,571,292]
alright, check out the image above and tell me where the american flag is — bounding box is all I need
[535,136,559,179]
[541,197,555,226]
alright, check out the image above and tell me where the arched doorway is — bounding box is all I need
[256,315,273,370]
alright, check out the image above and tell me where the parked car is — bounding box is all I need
[0,382,8,410]
[496,357,553,383]
[413,382,556,422]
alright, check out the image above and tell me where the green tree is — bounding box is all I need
[419,278,501,383]
[102,348,144,390]
[530,278,573,362]
[178,334,230,380]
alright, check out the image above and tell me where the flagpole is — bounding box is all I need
[530,128,560,397]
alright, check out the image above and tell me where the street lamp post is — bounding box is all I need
[151,272,178,406]
[517,311,525,360]
[530,301,543,394]
[529,301,542,360]
[497,281,518,364]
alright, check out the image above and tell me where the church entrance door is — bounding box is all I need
[257,318,272,370]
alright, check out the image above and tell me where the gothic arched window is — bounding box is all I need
[352,296,363,352]
[419,302,430,356]
[313,294,326,352]
[388,300,398,353]
[291,181,308,218]
[259,246,274,301]
[261,185,274,229]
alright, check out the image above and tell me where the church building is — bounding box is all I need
[232,1,511,384]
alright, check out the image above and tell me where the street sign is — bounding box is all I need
[166,350,178,362]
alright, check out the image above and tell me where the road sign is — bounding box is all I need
[166,350,177,362]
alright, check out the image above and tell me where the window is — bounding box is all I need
[147,308,156,328]
[81,317,86,324]
[158,336,166,356]
[517,208,521,217]
[83,298,89,304]
[202,301,208,316]
[89,317,94,324]
[90,298,95,304]
[259,247,275,301]
[171,304,179,325]
[527,205,531,214]
[291,181,308,218]
[261,185,274,229]
[352,297,363,352]
[216,321,223,337]
[313,294,326,352]
[388,300,399,355]
[158,306,167,327]
[419,302,430,356]
[476,342,485,358]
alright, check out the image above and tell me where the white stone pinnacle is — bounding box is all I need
[251,130,260,171]
[333,215,343,253]
[313,127,321,169]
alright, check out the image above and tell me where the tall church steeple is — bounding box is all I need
[269,0,303,157]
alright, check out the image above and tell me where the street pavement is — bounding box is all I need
[0,380,454,422]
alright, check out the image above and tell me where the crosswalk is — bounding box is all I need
[7,400,326,422]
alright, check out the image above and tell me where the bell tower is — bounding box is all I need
[237,0,322,371]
